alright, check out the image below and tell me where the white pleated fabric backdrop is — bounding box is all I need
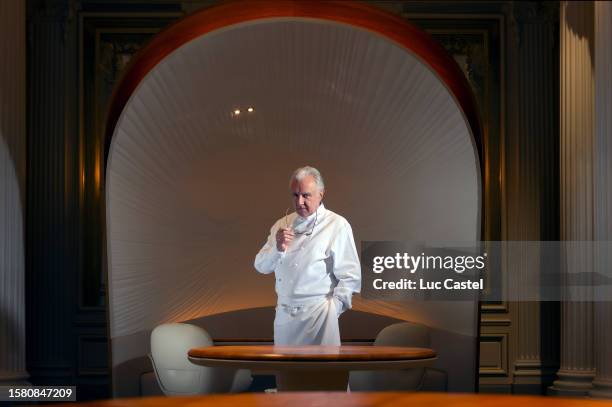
[107,18,480,380]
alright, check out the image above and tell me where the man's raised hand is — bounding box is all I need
[276,227,295,251]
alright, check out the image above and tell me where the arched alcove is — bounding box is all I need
[105,1,482,396]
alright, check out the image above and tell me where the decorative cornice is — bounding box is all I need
[28,0,70,21]
[511,1,559,48]
[27,0,73,45]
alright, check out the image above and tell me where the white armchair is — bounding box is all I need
[150,323,251,395]
[349,322,447,391]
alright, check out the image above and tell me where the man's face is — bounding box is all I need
[291,175,324,218]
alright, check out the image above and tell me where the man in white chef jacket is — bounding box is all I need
[254,166,361,346]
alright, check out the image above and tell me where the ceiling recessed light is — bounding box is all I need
[247,107,254,113]
[233,109,241,115]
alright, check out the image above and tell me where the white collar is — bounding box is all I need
[292,203,326,235]
[296,202,326,223]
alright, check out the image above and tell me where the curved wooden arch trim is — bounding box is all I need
[104,0,483,168]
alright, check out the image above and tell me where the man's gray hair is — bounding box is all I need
[290,166,325,191]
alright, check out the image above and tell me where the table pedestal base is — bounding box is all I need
[276,370,349,391]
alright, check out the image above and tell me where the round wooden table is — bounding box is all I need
[188,345,437,391]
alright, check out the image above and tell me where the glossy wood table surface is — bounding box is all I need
[188,345,437,391]
[66,392,612,407]
[188,345,436,361]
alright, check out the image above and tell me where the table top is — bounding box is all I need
[63,392,612,407]
[188,345,436,361]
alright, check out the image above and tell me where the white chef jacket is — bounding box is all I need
[254,203,361,345]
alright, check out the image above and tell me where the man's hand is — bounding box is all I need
[276,227,295,251]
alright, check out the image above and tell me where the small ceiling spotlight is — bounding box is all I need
[233,109,241,115]
[247,107,254,113]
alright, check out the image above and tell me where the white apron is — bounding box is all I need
[273,296,340,345]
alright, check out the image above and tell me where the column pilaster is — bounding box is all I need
[551,1,596,396]
[509,2,559,392]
